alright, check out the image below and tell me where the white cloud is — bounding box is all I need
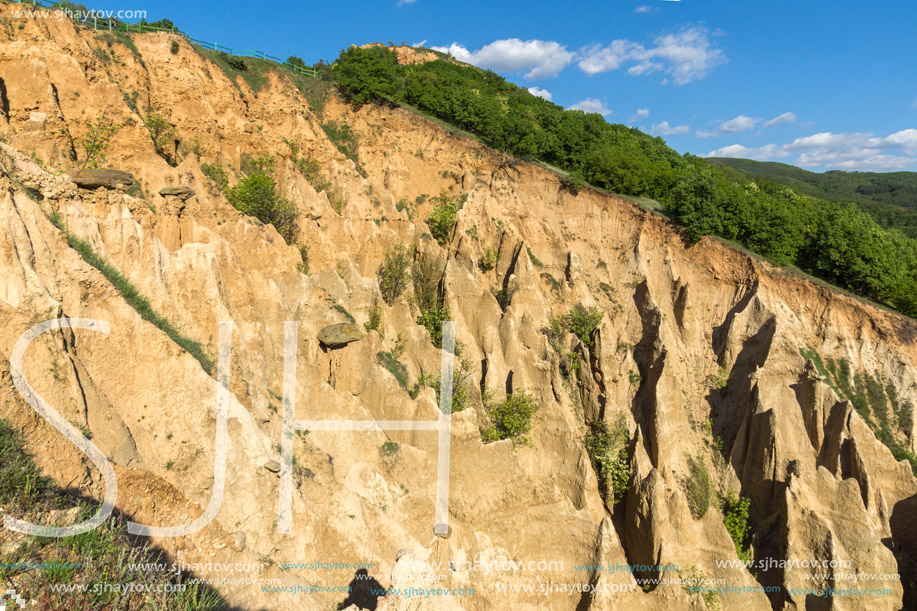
[431,39,574,78]
[528,86,553,101]
[569,98,612,116]
[398,0,417,5]
[651,121,690,136]
[720,114,758,134]
[577,40,641,74]
[762,111,797,127]
[577,26,726,85]
[704,128,917,171]
[635,5,652,13]
[704,143,784,160]
[413,40,428,47]
[697,114,759,137]
[912,99,917,109]
[630,108,650,123]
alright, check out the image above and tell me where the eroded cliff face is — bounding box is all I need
[0,8,916,610]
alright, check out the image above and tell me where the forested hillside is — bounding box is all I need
[710,157,917,238]
[329,45,917,318]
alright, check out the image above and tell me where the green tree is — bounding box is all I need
[144,111,176,164]
[425,192,460,246]
[332,45,399,105]
[224,155,299,243]
[378,244,412,305]
[77,114,120,169]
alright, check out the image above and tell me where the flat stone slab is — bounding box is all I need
[318,323,362,348]
[68,169,135,189]
[159,186,196,201]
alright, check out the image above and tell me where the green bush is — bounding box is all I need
[706,366,729,389]
[378,244,412,306]
[585,414,632,504]
[224,155,299,243]
[413,358,473,413]
[417,303,451,348]
[380,440,399,457]
[170,40,179,54]
[546,304,604,352]
[411,252,442,312]
[482,391,538,447]
[144,111,176,164]
[410,252,451,347]
[682,454,713,519]
[425,192,461,246]
[722,493,752,561]
[479,246,500,271]
[201,162,229,191]
[364,306,382,332]
[563,303,604,348]
[219,51,246,71]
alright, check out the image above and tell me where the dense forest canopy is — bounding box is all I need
[709,158,917,238]
[330,45,917,318]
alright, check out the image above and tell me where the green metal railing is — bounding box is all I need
[9,0,319,77]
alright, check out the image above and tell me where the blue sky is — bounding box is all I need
[92,0,917,171]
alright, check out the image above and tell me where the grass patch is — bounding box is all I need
[800,346,916,476]
[377,350,408,391]
[540,272,560,293]
[95,30,142,62]
[679,566,720,610]
[0,418,227,608]
[525,245,544,268]
[289,72,333,117]
[197,47,277,93]
[320,121,365,176]
[332,303,355,324]
[681,454,713,519]
[44,212,213,374]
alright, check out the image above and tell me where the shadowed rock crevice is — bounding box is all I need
[631,281,666,467]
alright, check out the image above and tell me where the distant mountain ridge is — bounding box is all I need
[709,157,917,237]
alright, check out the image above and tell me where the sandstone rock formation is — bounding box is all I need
[67,168,135,189]
[318,323,363,348]
[0,7,915,610]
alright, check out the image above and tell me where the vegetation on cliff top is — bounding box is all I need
[329,45,917,319]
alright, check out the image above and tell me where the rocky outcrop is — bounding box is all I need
[318,323,362,348]
[67,169,135,189]
[158,186,196,200]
